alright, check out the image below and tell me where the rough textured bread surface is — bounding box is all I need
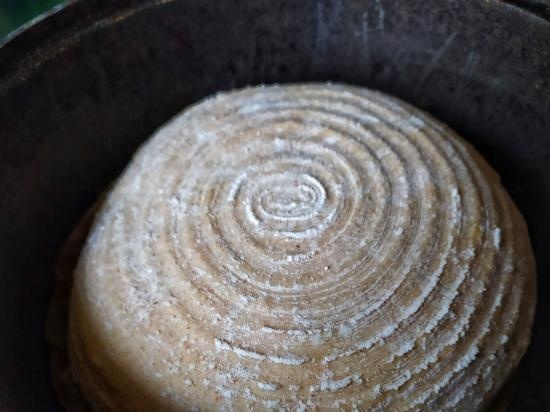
[68,84,536,411]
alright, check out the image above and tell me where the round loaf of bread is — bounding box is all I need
[68,84,536,411]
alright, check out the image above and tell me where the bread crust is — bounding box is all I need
[63,84,536,411]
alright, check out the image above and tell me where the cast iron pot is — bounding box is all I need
[1,1,550,410]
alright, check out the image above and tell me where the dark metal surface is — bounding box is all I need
[1,1,549,410]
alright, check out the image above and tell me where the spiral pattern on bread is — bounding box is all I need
[68,84,536,411]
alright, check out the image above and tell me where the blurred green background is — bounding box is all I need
[0,0,64,39]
